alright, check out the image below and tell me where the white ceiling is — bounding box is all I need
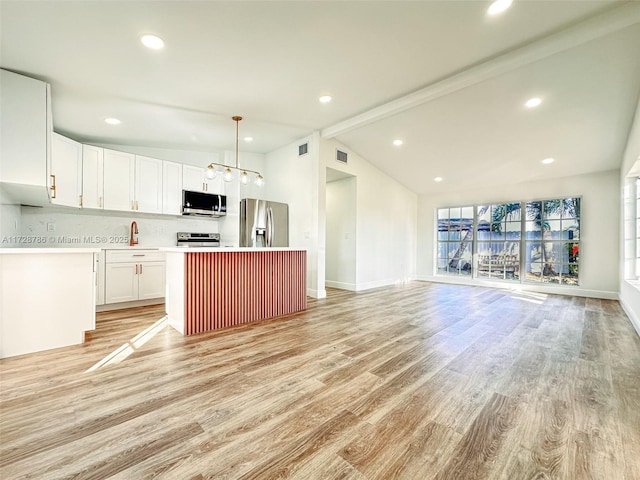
[2,0,639,194]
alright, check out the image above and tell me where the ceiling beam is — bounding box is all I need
[321,2,640,139]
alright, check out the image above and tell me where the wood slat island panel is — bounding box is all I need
[165,248,306,335]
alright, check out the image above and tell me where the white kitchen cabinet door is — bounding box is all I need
[82,145,104,209]
[138,261,166,300]
[183,164,225,194]
[134,155,163,213]
[103,149,135,211]
[105,262,139,303]
[204,175,224,194]
[0,70,50,188]
[50,133,82,207]
[163,160,183,215]
[182,164,206,192]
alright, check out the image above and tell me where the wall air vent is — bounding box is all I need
[298,142,309,156]
[336,149,348,164]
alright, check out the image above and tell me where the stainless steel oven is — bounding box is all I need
[176,232,220,247]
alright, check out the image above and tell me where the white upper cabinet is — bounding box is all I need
[134,155,163,214]
[163,160,183,215]
[82,145,104,209]
[182,164,224,194]
[205,175,224,195]
[182,164,206,192]
[0,69,52,205]
[103,149,135,211]
[50,133,82,207]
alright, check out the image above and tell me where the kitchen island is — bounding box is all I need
[0,248,99,358]
[162,247,307,335]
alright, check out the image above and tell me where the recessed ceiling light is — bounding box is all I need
[319,95,332,104]
[541,157,555,165]
[104,117,121,125]
[434,177,443,182]
[525,97,542,108]
[140,34,164,50]
[393,139,403,146]
[487,0,513,16]
[244,136,253,142]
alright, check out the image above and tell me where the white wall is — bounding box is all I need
[619,96,640,335]
[417,169,620,299]
[325,175,357,289]
[264,133,322,297]
[0,204,21,247]
[320,139,418,291]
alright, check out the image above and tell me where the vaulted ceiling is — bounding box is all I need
[2,1,639,194]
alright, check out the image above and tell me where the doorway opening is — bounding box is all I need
[325,167,356,291]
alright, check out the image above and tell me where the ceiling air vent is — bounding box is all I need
[336,149,348,164]
[298,142,309,156]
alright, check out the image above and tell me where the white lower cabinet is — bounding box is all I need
[104,250,165,304]
[137,261,166,299]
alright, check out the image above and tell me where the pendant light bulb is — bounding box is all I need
[206,165,216,179]
[223,167,234,182]
[240,171,249,185]
[254,174,264,187]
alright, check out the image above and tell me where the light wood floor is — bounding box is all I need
[1,282,639,480]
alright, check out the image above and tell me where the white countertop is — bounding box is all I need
[102,245,165,250]
[0,248,101,254]
[162,247,306,253]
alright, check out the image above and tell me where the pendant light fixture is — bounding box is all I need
[205,116,264,187]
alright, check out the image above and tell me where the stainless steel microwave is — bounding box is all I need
[182,190,227,217]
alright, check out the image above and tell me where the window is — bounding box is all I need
[477,203,521,281]
[623,177,640,281]
[436,197,580,285]
[524,198,580,285]
[636,178,640,278]
[437,206,474,276]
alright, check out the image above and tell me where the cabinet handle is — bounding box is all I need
[50,175,56,199]
[140,264,143,274]
[99,197,103,208]
[80,194,83,207]
[136,200,139,210]
[132,254,146,257]
[135,264,138,275]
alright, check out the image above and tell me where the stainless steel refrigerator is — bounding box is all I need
[239,198,289,247]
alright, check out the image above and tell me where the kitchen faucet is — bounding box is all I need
[129,221,139,246]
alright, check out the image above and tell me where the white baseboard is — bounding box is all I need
[307,288,327,299]
[326,278,414,292]
[96,298,164,312]
[619,297,640,338]
[355,278,399,291]
[325,280,357,291]
[415,275,618,300]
